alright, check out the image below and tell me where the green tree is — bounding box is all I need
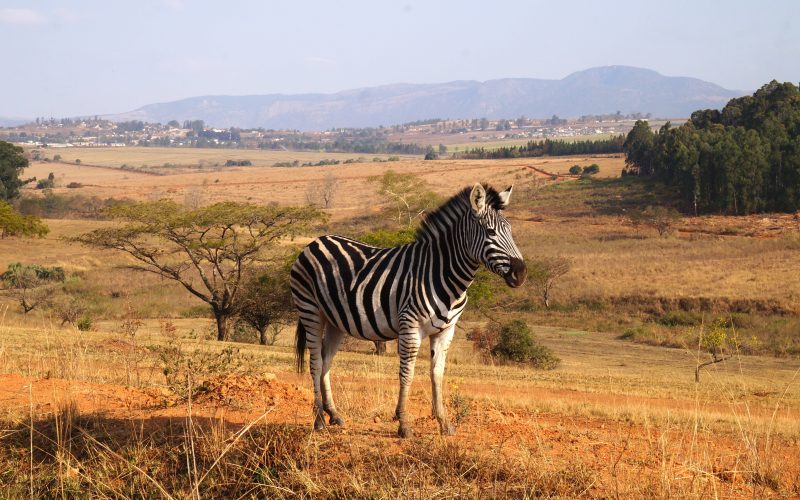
[424,147,438,160]
[623,120,655,176]
[0,201,49,238]
[368,170,441,227]
[72,200,324,341]
[237,263,294,345]
[0,141,30,201]
[695,318,734,383]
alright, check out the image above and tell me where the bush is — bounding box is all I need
[582,164,600,175]
[489,320,560,369]
[359,227,416,247]
[568,165,582,175]
[224,159,252,166]
[76,315,93,331]
[66,182,83,189]
[657,310,702,327]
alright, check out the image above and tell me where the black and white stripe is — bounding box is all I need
[291,183,526,436]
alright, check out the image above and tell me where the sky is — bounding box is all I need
[1,0,798,119]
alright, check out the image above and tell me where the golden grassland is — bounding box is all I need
[22,154,624,221]
[0,313,798,497]
[35,146,418,168]
[1,151,799,496]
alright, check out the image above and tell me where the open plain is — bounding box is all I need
[1,148,799,497]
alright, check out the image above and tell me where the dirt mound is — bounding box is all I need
[192,373,310,410]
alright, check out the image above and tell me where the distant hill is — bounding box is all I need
[107,66,744,130]
[0,117,31,128]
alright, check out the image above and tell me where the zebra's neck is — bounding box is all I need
[413,197,480,303]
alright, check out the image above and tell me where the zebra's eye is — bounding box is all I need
[487,228,497,237]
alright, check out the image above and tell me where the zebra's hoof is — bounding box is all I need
[398,424,414,438]
[329,414,345,426]
[313,417,326,431]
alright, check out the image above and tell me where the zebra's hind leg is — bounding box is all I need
[430,326,456,436]
[395,330,422,438]
[302,314,327,431]
[321,324,346,426]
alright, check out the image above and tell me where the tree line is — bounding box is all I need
[454,136,625,159]
[259,137,427,155]
[623,80,800,214]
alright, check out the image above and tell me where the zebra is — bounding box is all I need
[290,183,526,437]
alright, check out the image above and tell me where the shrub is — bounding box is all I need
[359,227,416,247]
[568,165,582,175]
[490,320,560,369]
[66,182,83,189]
[76,315,93,331]
[657,310,702,327]
[629,205,681,236]
[582,164,600,175]
[224,159,252,166]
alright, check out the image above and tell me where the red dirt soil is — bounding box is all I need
[1,372,797,497]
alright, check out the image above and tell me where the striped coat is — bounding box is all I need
[291,183,526,437]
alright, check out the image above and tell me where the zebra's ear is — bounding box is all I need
[497,185,513,208]
[469,183,487,214]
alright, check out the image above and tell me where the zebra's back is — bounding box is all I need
[290,234,415,341]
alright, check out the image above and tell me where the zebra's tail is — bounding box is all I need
[295,321,306,373]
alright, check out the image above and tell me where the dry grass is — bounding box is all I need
[0,316,797,497]
[2,150,799,496]
[22,156,570,220]
[36,146,418,168]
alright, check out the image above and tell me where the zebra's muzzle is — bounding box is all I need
[504,258,527,287]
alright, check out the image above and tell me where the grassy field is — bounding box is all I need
[0,315,797,497]
[2,149,799,496]
[445,133,620,152]
[36,146,418,168]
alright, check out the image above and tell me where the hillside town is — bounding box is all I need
[0,114,643,152]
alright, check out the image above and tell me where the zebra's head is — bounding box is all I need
[467,183,527,288]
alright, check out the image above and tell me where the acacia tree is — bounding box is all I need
[368,170,440,227]
[527,257,571,308]
[73,200,324,341]
[1,262,65,313]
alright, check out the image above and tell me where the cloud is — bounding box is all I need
[0,8,46,24]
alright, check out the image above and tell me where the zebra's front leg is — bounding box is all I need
[321,325,346,426]
[430,326,456,435]
[396,330,422,438]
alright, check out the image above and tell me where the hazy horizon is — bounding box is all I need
[1,0,798,119]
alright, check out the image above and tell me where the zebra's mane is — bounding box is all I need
[416,184,503,239]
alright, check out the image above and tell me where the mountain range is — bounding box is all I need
[108,66,743,130]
